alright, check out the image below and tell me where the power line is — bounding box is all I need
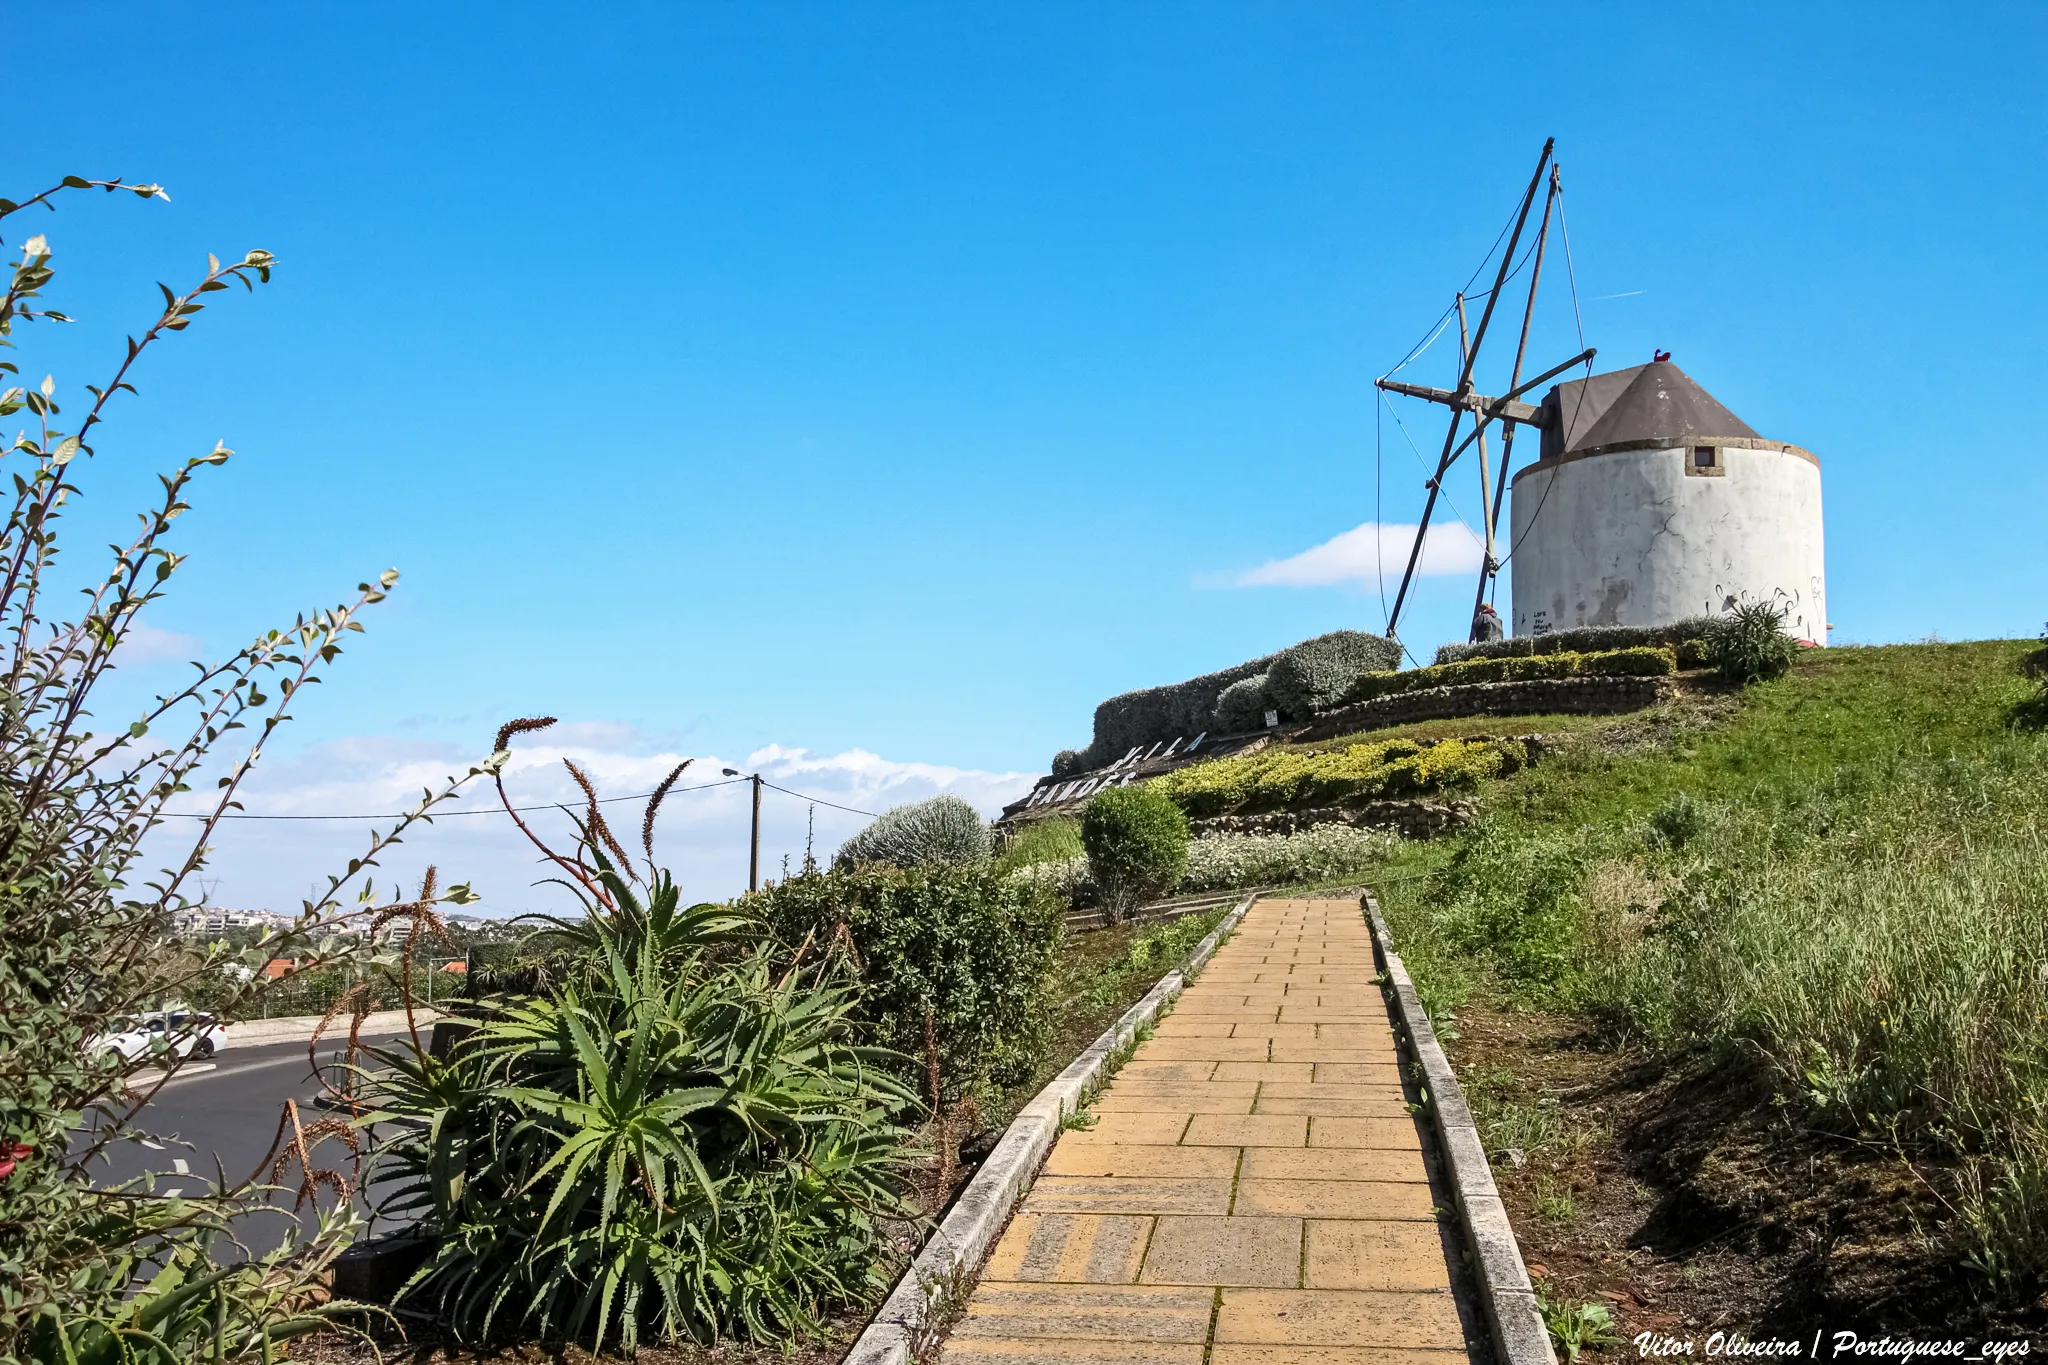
[760,781,878,819]
[153,774,879,823]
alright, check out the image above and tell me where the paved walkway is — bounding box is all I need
[942,896,1477,1365]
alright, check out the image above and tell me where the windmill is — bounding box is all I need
[1377,138,1595,645]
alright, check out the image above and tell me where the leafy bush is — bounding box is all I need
[993,817,1084,875]
[1434,618,1716,666]
[1149,737,1528,818]
[1082,786,1190,923]
[833,794,990,870]
[1212,672,1274,732]
[368,795,916,1352]
[751,861,1064,1104]
[0,180,491,1362]
[1343,646,1676,704]
[1703,598,1798,684]
[1050,748,1086,778]
[1265,631,1403,719]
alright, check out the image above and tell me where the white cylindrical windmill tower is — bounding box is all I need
[1507,359,1826,643]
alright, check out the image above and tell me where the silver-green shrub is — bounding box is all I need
[834,794,991,870]
[1266,631,1403,718]
[1212,672,1274,732]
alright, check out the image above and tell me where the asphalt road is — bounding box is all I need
[81,1030,418,1257]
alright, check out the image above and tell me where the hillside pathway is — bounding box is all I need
[940,895,1480,1365]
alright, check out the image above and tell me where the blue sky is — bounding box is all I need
[26,2,2046,908]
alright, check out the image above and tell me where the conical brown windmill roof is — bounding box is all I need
[1567,360,1759,453]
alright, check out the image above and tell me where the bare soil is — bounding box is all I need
[1443,999,2048,1349]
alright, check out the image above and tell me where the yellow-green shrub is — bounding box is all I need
[1148,737,1525,816]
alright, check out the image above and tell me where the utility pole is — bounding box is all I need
[748,773,763,893]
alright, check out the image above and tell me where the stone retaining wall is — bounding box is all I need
[1298,674,1676,742]
[1190,798,1476,841]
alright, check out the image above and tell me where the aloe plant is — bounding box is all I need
[362,734,919,1351]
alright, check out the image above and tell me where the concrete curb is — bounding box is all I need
[843,891,1259,1365]
[222,1008,440,1049]
[1363,893,1557,1365]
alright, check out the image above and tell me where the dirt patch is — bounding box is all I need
[1441,1000,2048,1349]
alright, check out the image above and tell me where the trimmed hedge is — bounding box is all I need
[1433,617,1716,667]
[1148,736,1528,819]
[1265,631,1403,720]
[1076,630,1405,768]
[1212,672,1274,733]
[1344,646,1677,705]
[834,794,991,870]
[752,862,1064,1102]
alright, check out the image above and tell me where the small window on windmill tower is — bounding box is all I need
[1689,445,1724,476]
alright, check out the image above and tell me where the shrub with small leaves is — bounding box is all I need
[834,794,991,870]
[1082,786,1190,924]
[1212,672,1274,732]
[1051,748,1087,778]
[1266,631,1403,719]
[1704,599,1798,685]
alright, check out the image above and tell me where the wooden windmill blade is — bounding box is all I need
[1375,142,1593,645]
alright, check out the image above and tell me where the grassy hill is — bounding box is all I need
[1371,640,2048,1333]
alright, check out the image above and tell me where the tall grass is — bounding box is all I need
[1377,642,2048,1294]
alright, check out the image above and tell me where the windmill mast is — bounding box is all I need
[1378,140,1592,646]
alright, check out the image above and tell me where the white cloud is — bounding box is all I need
[115,621,204,665]
[146,729,1038,916]
[1233,521,1484,588]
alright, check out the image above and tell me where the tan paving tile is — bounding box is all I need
[1025,1176,1235,1215]
[1308,1117,1424,1150]
[1233,1180,1436,1220]
[1139,1215,1303,1287]
[1213,1061,1315,1084]
[1315,1063,1407,1085]
[953,1283,1216,1344]
[1208,1347,1471,1365]
[1253,1094,1411,1119]
[944,1339,1206,1364]
[1305,1221,1455,1291]
[1140,1037,1273,1062]
[1119,1060,1220,1084]
[1240,1148,1429,1183]
[985,1213,1154,1284]
[1151,1018,1238,1038]
[1254,1081,1401,1101]
[1066,1111,1192,1145]
[1182,1113,1308,1148]
[1045,1143,1241,1179]
[1271,1045,1399,1064]
[1105,1078,1262,1097]
[1095,1087,1254,1115]
[1213,1289,1465,1348]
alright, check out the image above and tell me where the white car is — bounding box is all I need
[94,1010,226,1062]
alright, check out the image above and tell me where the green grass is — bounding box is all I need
[1375,641,2048,1297]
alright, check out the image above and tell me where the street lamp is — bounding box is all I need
[722,767,764,893]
